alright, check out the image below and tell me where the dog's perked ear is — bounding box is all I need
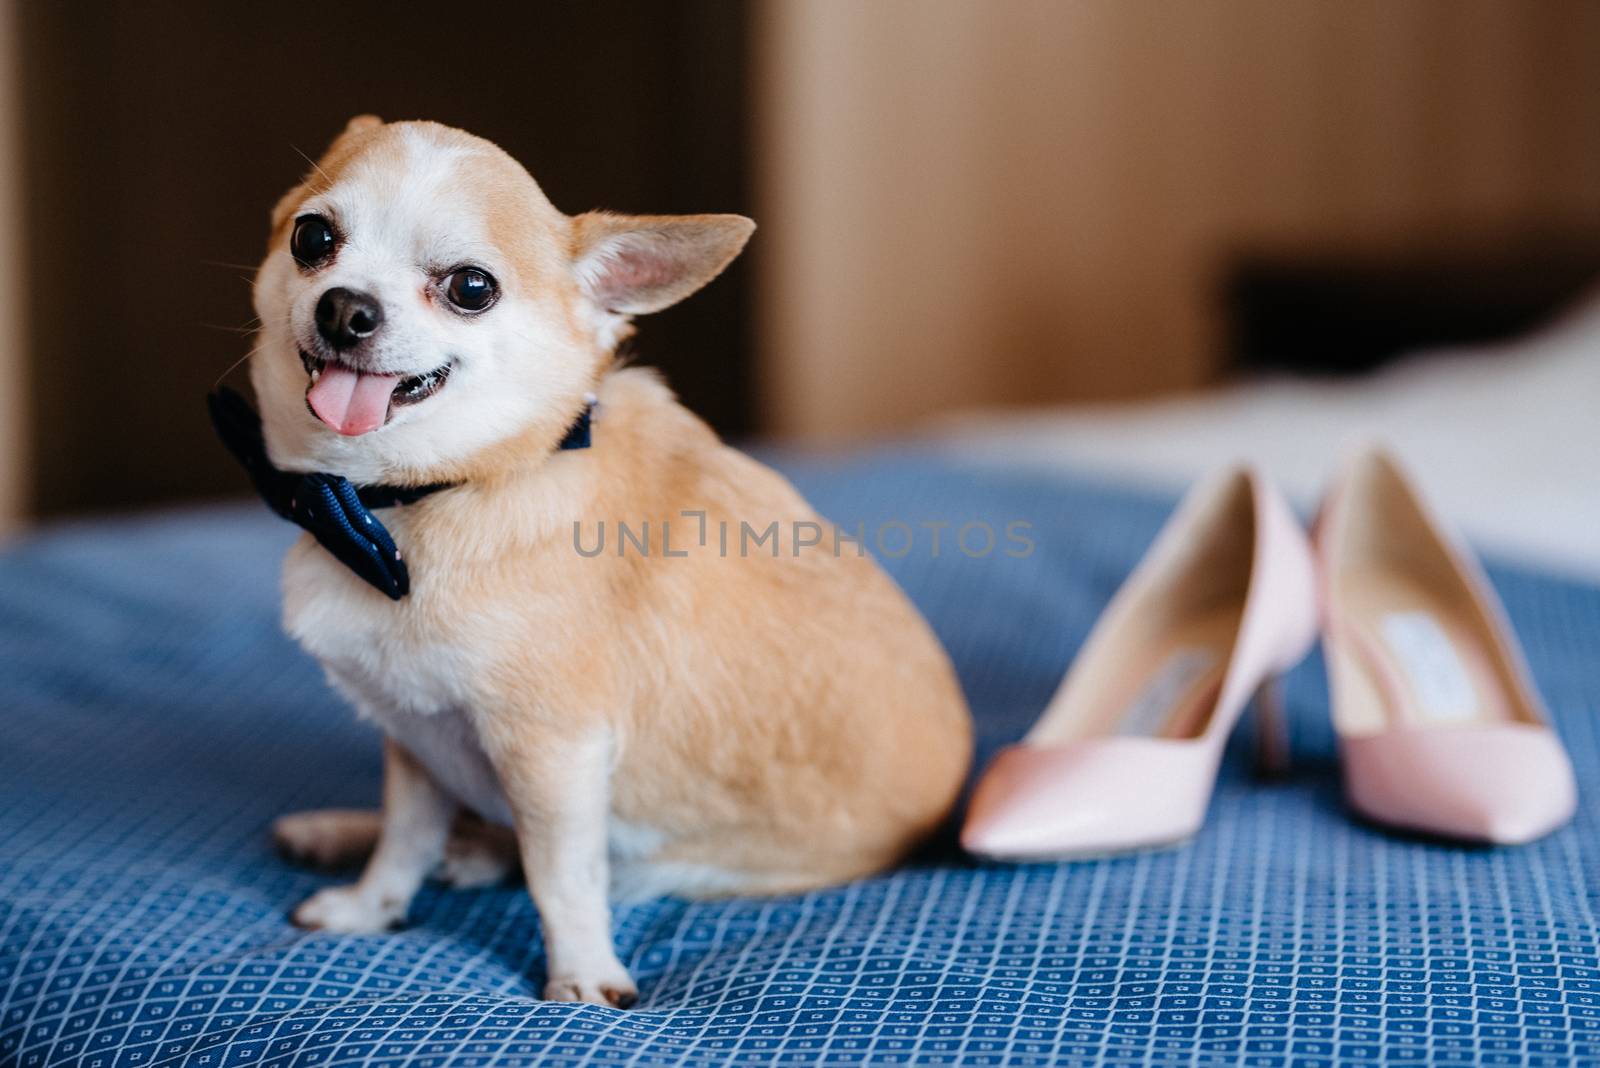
[338,114,384,139]
[571,213,755,317]
[317,114,385,161]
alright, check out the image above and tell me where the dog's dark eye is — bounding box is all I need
[291,215,337,267]
[445,268,497,312]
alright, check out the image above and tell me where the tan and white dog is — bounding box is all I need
[253,117,972,1007]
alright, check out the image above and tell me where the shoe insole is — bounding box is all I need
[1331,571,1513,736]
[1032,608,1237,745]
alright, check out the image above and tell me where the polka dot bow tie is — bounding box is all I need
[207,387,592,600]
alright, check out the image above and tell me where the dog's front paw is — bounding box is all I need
[543,963,638,1009]
[292,885,405,933]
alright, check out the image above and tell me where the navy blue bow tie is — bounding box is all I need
[208,387,593,600]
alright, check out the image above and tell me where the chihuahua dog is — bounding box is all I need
[253,118,972,1006]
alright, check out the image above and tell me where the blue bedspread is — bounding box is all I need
[3,450,1598,1067]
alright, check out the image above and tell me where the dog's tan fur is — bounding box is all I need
[252,118,971,1006]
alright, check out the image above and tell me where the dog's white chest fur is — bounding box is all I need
[370,704,513,826]
[281,537,514,825]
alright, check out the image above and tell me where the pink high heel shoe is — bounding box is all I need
[962,466,1319,860]
[1317,447,1576,844]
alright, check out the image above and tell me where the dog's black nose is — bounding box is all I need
[314,287,384,350]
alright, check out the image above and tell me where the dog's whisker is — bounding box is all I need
[291,143,335,189]
[212,343,264,389]
[201,259,260,272]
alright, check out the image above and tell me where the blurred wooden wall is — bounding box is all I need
[0,0,24,534]
[755,0,1600,441]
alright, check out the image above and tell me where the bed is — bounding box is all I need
[3,449,1598,1067]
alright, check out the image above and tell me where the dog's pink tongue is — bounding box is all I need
[307,365,401,436]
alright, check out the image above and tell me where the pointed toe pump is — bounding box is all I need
[962,467,1319,861]
[1317,447,1576,845]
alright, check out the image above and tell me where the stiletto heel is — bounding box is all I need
[1252,676,1291,779]
[962,466,1319,860]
